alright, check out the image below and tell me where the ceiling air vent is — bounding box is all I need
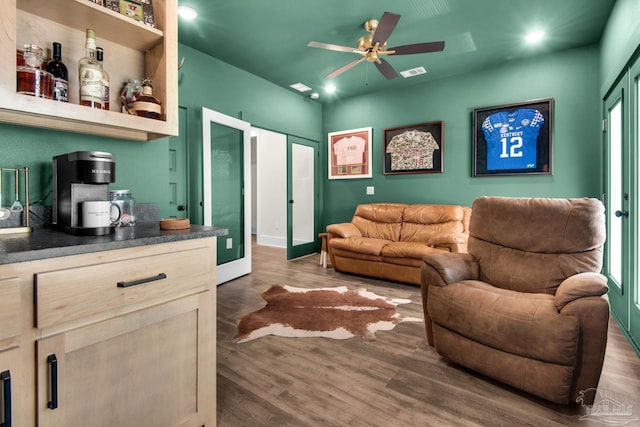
[400,67,427,78]
[289,82,312,92]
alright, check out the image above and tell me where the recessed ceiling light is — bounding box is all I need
[289,82,312,92]
[525,30,545,43]
[325,84,336,94]
[178,6,198,20]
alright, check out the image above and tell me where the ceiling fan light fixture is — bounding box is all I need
[178,6,198,20]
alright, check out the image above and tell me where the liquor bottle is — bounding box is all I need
[96,47,110,110]
[46,42,69,102]
[133,78,162,120]
[78,29,103,108]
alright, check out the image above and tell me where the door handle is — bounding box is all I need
[289,200,294,204]
[47,355,58,410]
[1,370,11,427]
[615,210,629,218]
[177,205,187,211]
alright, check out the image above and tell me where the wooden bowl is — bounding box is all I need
[159,218,190,230]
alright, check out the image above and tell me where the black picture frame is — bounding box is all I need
[383,121,443,175]
[472,98,553,177]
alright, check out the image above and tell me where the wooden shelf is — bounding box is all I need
[0,0,178,141]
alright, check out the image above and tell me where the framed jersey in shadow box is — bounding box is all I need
[383,121,443,175]
[472,98,553,177]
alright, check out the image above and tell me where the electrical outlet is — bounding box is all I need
[366,186,375,195]
[226,238,232,249]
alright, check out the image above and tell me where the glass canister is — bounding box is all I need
[17,44,54,99]
[109,189,136,227]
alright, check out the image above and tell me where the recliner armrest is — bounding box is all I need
[554,272,608,311]
[326,222,362,238]
[422,252,479,286]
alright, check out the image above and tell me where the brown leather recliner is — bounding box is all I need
[420,196,609,405]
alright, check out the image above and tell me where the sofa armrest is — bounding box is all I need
[421,252,479,287]
[431,232,470,253]
[554,272,608,311]
[326,223,362,238]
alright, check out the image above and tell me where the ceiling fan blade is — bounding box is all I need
[389,41,445,55]
[326,58,366,79]
[375,58,398,80]
[372,12,400,46]
[307,41,358,54]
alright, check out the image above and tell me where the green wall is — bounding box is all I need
[0,44,322,221]
[322,44,602,226]
[0,123,169,206]
[600,0,640,94]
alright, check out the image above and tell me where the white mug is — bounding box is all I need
[82,201,112,228]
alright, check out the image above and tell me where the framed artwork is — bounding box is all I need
[328,127,372,179]
[472,98,553,177]
[383,121,443,175]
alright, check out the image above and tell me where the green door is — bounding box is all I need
[287,135,320,260]
[604,76,630,328]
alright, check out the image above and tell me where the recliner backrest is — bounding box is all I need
[468,196,606,294]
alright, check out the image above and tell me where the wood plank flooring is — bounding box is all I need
[217,242,640,426]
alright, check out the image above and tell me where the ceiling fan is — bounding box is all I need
[307,11,445,80]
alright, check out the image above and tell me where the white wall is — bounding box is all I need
[254,128,287,247]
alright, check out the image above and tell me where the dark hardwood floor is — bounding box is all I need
[217,242,640,426]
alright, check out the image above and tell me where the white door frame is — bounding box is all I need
[202,107,252,285]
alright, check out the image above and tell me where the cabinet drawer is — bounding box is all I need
[0,277,20,346]
[35,245,213,329]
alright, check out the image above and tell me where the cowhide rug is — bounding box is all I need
[233,285,422,343]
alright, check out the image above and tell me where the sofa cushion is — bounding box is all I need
[428,280,580,366]
[400,204,469,243]
[329,237,390,257]
[352,203,407,241]
[381,241,447,260]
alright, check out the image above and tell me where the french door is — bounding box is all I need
[286,135,320,260]
[202,108,251,285]
[604,59,640,348]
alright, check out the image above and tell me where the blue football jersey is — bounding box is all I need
[481,109,544,171]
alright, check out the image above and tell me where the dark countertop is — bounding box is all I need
[0,223,228,265]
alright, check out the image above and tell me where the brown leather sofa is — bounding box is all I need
[327,203,471,285]
[420,196,609,405]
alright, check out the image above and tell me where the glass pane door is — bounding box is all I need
[202,108,251,285]
[287,136,319,260]
[604,78,629,327]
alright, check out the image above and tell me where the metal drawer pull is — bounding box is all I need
[1,370,11,427]
[117,273,167,288]
[47,355,58,410]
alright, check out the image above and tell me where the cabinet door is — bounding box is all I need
[36,292,213,427]
[0,348,20,427]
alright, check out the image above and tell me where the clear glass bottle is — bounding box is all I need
[78,29,103,108]
[17,44,54,99]
[109,190,136,227]
[133,78,162,120]
[47,42,69,102]
[96,47,110,110]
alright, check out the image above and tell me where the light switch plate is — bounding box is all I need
[366,186,375,195]
[226,238,232,249]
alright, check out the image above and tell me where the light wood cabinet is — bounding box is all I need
[0,0,178,141]
[0,276,22,427]
[0,236,216,427]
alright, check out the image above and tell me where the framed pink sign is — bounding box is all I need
[328,127,372,179]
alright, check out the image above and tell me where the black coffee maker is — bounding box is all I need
[52,151,116,235]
